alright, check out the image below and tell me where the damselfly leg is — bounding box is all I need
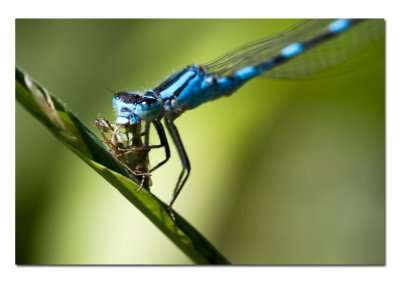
[164,117,191,222]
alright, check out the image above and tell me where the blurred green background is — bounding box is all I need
[16,19,384,264]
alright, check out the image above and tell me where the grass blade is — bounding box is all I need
[16,66,230,264]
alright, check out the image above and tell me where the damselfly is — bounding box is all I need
[105,19,384,220]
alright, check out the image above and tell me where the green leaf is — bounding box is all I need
[16,66,230,264]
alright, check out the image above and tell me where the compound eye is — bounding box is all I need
[132,93,142,99]
[114,91,142,103]
[143,96,157,103]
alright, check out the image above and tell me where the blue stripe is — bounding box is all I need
[280,42,304,58]
[159,69,197,99]
[329,19,351,33]
[234,66,258,80]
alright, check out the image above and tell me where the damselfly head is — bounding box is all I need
[113,91,162,125]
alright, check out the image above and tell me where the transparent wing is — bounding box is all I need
[203,19,384,79]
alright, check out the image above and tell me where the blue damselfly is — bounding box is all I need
[104,19,384,220]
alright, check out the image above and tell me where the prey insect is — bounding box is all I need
[96,117,171,191]
[95,117,153,188]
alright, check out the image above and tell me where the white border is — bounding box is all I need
[3,0,399,282]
